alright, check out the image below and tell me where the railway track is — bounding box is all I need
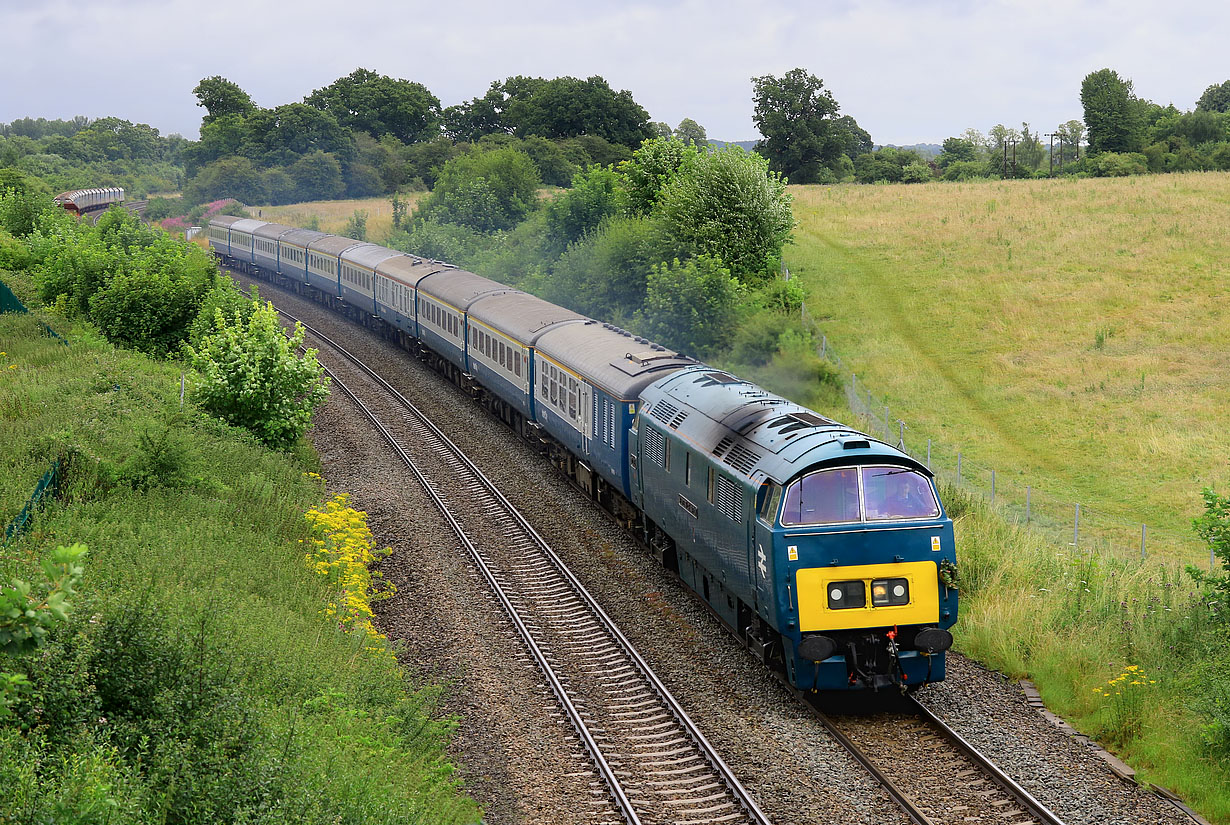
[812,694,1066,825]
[229,272,1112,825]
[277,303,773,825]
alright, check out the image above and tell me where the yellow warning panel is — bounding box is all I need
[796,561,939,632]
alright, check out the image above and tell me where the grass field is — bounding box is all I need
[788,172,1230,564]
[252,194,424,243]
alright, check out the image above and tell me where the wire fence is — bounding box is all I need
[797,300,1212,570]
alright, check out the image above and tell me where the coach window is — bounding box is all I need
[514,352,522,378]
[499,341,506,368]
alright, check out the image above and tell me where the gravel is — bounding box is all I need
[244,272,1198,825]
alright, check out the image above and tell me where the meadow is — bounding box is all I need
[252,193,425,243]
[788,172,1230,565]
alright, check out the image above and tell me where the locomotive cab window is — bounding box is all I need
[780,465,938,526]
[861,467,939,520]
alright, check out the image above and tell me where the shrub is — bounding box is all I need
[618,137,697,216]
[0,229,32,271]
[1089,151,1148,177]
[342,209,368,241]
[657,145,794,284]
[544,165,622,251]
[636,255,742,357]
[188,299,330,450]
[543,215,672,322]
[387,218,484,265]
[416,147,540,232]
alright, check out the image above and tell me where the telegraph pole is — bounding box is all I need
[1045,132,1058,175]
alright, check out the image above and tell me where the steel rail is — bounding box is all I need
[907,696,1067,825]
[277,304,772,825]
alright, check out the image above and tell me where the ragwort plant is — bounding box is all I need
[304,494,396,664]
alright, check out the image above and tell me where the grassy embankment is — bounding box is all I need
[0,284,478,824]
[786,173,1230,820]
[251,194,426,244]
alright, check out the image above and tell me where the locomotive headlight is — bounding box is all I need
[827,580,865,610]
[871,578,910,606]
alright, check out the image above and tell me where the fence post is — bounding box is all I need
[852,373,857,400]
[957,452,962,481]
[926,439,932,469]
[991,469,996,504]
[821,335,827,359]
[1141,524,1146,561]
[1074,503,1080,549]
[1026,486,1031,523]
[898,420,905,449]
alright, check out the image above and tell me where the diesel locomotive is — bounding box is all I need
[208,215,957,691]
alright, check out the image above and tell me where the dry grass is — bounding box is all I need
[788,172,1230,562]
[250,194,426,244]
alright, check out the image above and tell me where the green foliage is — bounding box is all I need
[0,324,478,822]
[1089,151,1148,177]
[637,255,741,357]
[447,75,653,148]
[0,543,87,719]
[1196,80,1230,113]
[901,161,933,183]
[1081,68,1146,155]
[188,299,330,450]
[288,151,345,202]
[192,76,257,125]
[0,229,33,271]
[752,69,871,184]
[1189,487,1230,617]
[937,137,977,167]
[544,164,622,250]
[416,147,540,232]
[343,209,368,241]
[673,118,707,148]
[657,145,794,283]
[618,137,697,217]
[304,68,442,144]
[141,196,181,221]
[942,159,992,181]
[543,215,668,321]
[27,206,218,355]
[182,156,268,205]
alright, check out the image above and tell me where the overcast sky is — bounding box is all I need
[3,0,1227,145]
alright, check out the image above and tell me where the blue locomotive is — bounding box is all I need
[209,215,957,691]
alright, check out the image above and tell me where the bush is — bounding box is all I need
[0,229,32,271]
[189,299,330,450]
[618,137,697,216]
[657,145,793,284]
[544,165,622,251]
[416,146,540,232]
[636,255,742,357]
[387,218,484,265]
[142,197,182,221]
[1089,151,1148,177]
[543,215,672,322]
[942,160,991,181]
[901,161,933,183]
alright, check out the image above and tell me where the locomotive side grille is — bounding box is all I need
[668,409,689,428]
[715,475,743,521]
[724,443,762,475]
[712,436,734,457]
[644,426,666,467]
[651,399,680,424]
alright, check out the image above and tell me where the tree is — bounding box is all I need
[618,136,698,216]
[673,118,707,148]
[1056,120,1086,160]
[242,104,350,165]
[936,136,977,168]
[193,76,257,125]
[657,145,794,283]
[443,76,544,142]
[637,255,741,357]
[305,68,441,144]
[416,147,540,232]
[183,156,269,205]
[189,299,330,450]
[1016,123,1045,173]
[1196,80,1230,113]
[752,69,863,183]
[508,76,655,148]
[649,122,672,138]
[1081,69,1145,154]
[545,165,622,250]
[288,151,345,202]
